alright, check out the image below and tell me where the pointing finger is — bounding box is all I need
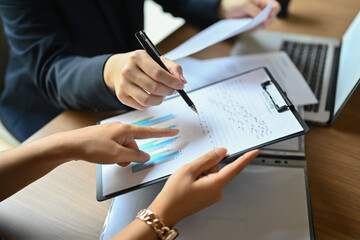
[216,150,260,186]
[188,148,228,177]
[115,146,151,164]
[121,124,179,139]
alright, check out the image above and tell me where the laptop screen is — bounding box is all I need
[334,11,360,117]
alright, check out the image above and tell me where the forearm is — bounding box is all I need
[0,2,127,111]
[111,219,158,240]
[46,54,126,110]
[112,201,180,240]
[0,133,71,201]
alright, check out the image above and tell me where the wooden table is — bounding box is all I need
[1,0,359,239]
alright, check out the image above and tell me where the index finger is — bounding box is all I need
[122,124,179,139]
[216,149,260,186]
[138,54,184,90]
[187,148,228,177]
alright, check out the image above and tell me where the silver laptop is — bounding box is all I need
[232,11,360,125]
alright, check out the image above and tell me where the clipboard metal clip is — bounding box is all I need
[261,80,289,113]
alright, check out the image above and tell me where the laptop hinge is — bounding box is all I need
[325,45,341,114]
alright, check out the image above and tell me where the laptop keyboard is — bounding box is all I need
[281,41,328,112]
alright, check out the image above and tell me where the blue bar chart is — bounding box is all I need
[139,137,179,152]
[131,114,181,172]
[131,114,176,126]
[132,149,181,172]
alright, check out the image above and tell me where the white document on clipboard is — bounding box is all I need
[96,67,309,201]
[175,52,315,158]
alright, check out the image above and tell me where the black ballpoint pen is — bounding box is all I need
[135,30,198,114]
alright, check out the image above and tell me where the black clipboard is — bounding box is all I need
[96,67,309,201]
[221,67,309,163]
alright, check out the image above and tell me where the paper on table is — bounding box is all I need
[164,0,274,61]
[99,68,305,197]
[100,165,311,240]
[175,52,318,106]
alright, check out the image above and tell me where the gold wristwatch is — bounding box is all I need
[137,209,179,240]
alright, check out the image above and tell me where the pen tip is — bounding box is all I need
[191,105,199,115]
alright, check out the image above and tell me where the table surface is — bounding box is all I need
[1,0,360,239]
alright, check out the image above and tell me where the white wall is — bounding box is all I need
[144,0,185,45]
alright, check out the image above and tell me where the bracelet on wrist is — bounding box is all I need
[136,209,179,240]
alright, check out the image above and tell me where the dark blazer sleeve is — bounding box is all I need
[0,0,126,111]
[155,0,220,28]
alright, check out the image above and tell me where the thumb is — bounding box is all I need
[217,149,260,186]
[115,147,150,165]
[188,148,228,177]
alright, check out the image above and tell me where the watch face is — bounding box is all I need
[164,229,179,240]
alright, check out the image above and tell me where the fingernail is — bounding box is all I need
[253,149,261,155]
[245,149,260,157]
[180,74,187,83]
[176,83,184,89]
[214,148,227,158]
[144,153,150,161]
[169,128,179,134]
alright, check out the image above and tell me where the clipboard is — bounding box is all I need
[96,67,309,201]
[100,164,314,240]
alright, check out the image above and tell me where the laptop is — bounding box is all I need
[231,11,360,125]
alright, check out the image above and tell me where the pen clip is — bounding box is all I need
[135,31,162,57]
[261,80,289,113]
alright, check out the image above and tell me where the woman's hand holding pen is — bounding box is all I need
[147,148,260,227]
[103,50,187,110]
